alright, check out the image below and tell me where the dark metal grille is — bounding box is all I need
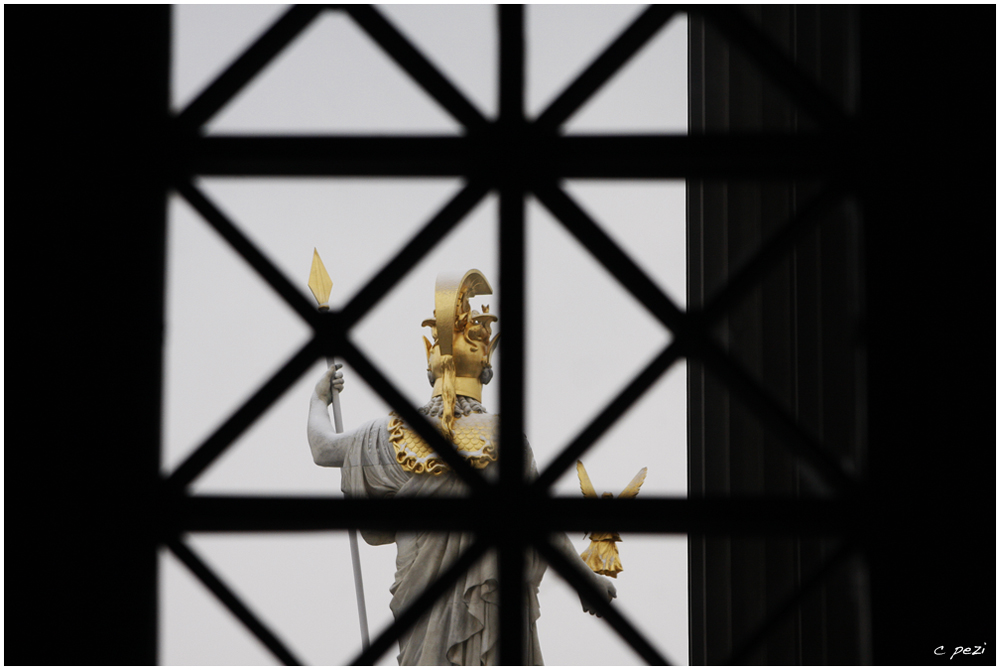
[12,5,995,667]
[162,5,861,665]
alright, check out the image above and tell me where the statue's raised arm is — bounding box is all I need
[307,362,348,466]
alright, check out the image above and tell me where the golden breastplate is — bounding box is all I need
[388,412,498,475]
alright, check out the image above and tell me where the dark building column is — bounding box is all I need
[858,7,994,665]
[9,6,169,664]
[688,6,994,666]
[688,7,867,664]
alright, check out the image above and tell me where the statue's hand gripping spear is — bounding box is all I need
[308,249,371,652]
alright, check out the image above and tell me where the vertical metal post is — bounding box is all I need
[497,4,526,665]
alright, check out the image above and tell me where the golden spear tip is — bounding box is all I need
[308,248,333,309]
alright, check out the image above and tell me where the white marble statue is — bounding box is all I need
[306,270,617,665]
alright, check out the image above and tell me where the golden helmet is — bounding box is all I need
[421,270,500,408]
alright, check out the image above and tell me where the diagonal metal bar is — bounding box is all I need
[532,342,683,493]
[728,541,857,664]
[534,5,677,131]
[335,337,488,491]
[533,182,687,336]
[697,337,858,495]
[175,180,320,327]
[166,536,304,666]
[532,533,672,665]
[350,538,492,665]
[701,182,849,325]
[346,5,489,132]
[173,5,322,132]
[166,338,324,490]
[339,180,490,328]
[695,5,853,131]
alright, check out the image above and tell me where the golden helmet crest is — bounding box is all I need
[421,270,500,433]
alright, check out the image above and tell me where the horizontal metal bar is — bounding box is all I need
[168,495,860,535]
[175,134,857,179]
[553,134,857,179]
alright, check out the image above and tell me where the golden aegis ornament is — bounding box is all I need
[388,411,498,475]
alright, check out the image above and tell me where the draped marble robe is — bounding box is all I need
[337,417,547,666]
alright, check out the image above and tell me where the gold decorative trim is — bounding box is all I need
[388,412,498,475]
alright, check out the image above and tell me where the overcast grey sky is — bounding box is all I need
[161,5,688,665]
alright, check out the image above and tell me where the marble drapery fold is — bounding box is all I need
[340,417,546,665]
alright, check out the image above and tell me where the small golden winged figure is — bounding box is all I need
[576,461,647,578]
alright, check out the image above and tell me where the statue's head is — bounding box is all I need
[421,270,500,406]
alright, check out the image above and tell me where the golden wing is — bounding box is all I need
[577,461,598,499]
[618,467,648,499]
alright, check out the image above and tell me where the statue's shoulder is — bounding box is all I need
[354,415,391,436]
[388,411,498,475]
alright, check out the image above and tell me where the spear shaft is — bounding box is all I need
[324,353,371,652]
[309,250,370,652]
